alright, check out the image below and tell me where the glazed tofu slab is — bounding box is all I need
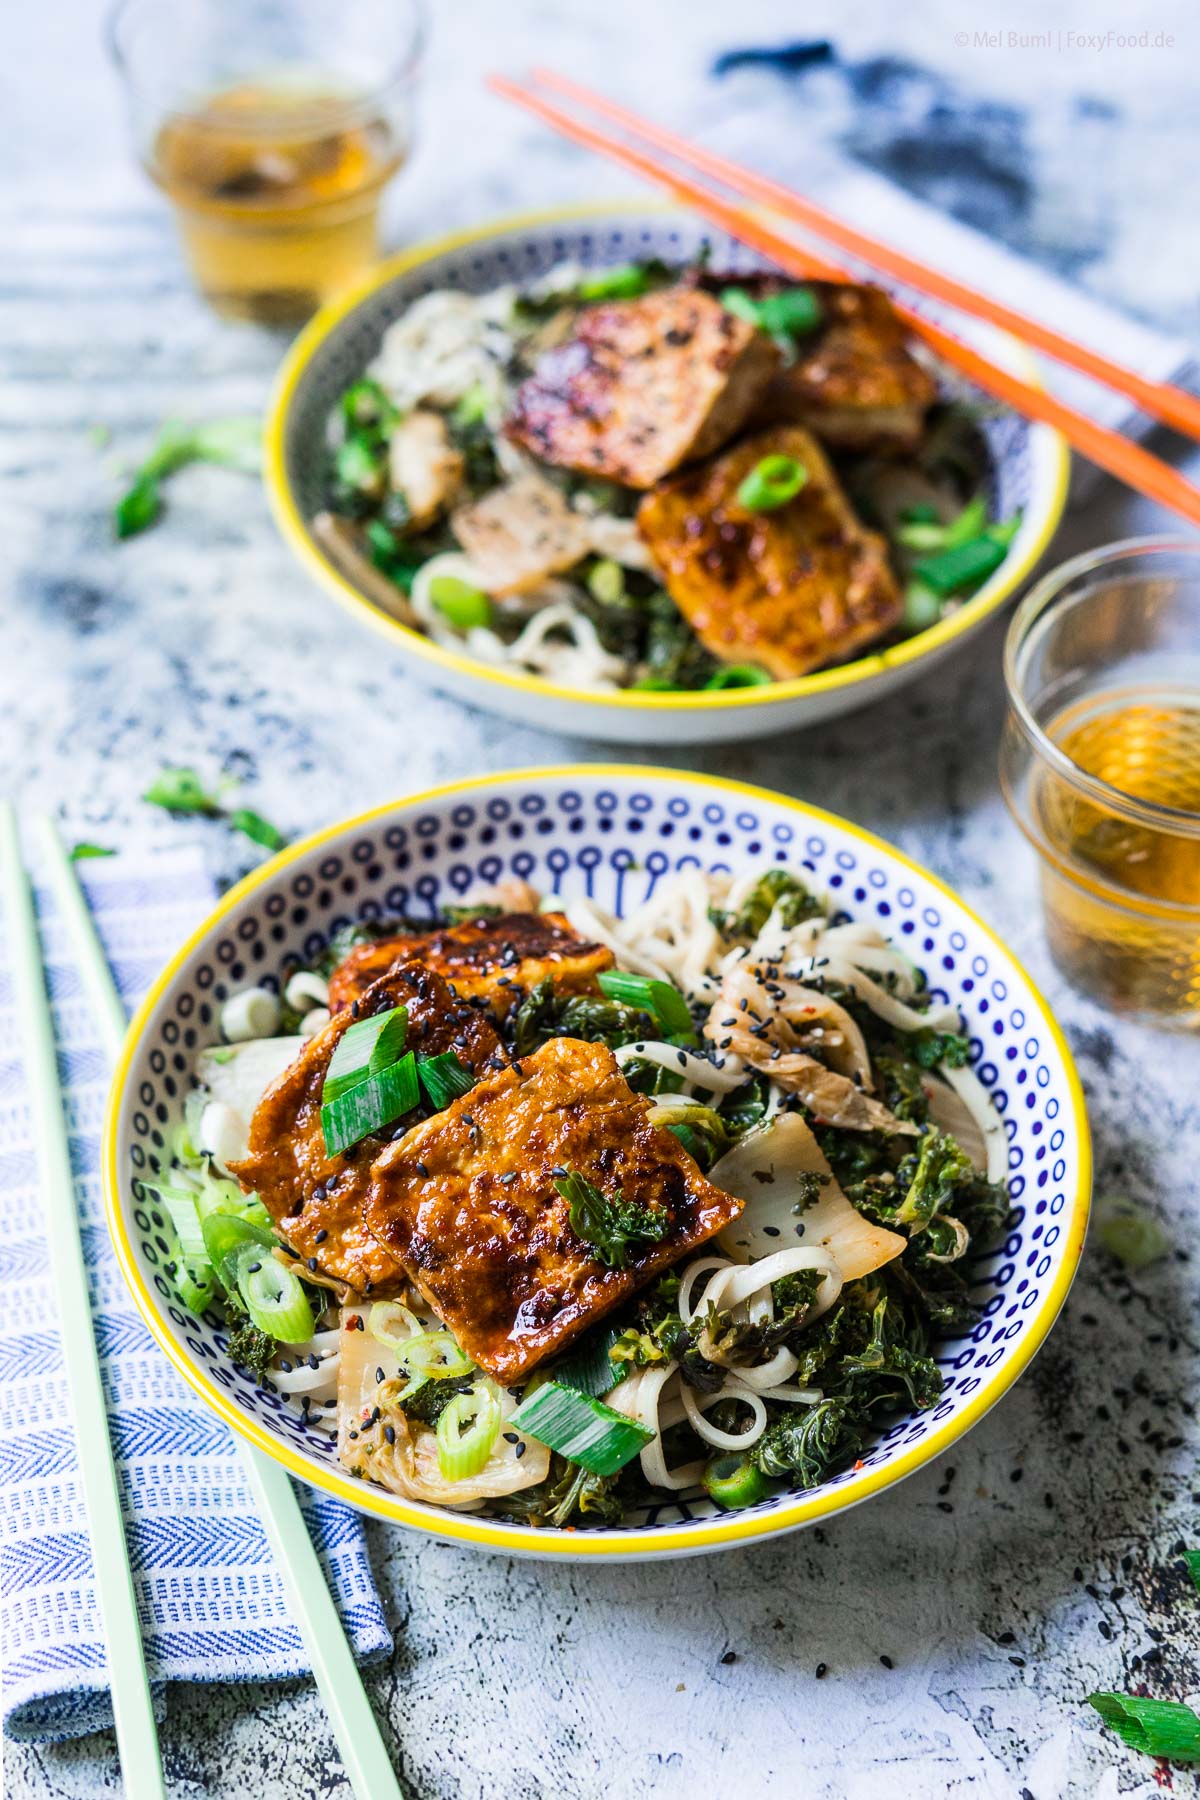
[757,283,938,452]
[637,424,902,680]
[364,1038,744,1382]
[506,286,779,488]
[328,911,613,1018]
[230,964,506,1293]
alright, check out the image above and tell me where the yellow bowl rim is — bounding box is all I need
[103,765,1092,1557]
[264,199,1072,716]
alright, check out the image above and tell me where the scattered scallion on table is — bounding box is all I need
[113,417,262,540]
[142,766,288,856]
[1087,1693,1200,1763]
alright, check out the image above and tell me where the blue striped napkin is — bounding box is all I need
[0,846,391,1745]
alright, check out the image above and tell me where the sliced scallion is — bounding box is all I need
[550,1326,625,1398]
[368,1299,424,1352]
[436,1382,502,1481]
[703,664,771,690]
[597,969,693,1036]
[323,1005,409,1105]
[416,1050,475,1111]
[903,582,943,634]
[200,1209,276,1289]
[703,1453,773,1510]
[321,1051,419,1156]
[400,1330,474,1381]
[508,1380,654,1475]
[720,285,822,340]
[587,558,626,606]
[912,534,1008,596]
[736,454,808,513]
[232,1242,315,1344]
[896,494,987,553]
[429,575,492,630]
[1086,1692,1200,1762]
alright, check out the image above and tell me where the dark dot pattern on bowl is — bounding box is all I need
[119,777,1082,1540]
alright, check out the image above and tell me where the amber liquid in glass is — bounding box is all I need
[152,83,403,323]
[1037,685,1200,1018]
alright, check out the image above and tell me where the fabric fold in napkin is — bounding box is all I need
[0,847,391,1745]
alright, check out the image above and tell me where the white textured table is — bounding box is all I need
[5,2,1199,1796]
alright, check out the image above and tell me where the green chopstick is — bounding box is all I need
[37,818,406,1800]
[0,805,166,1800]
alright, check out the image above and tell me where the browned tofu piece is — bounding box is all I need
[505,286,779,489]
[636,425,901,680]
[364,1038,744,1382]
[327,911,613,1019]
[229,965,506,1295]
[757,283,937,452]
[450,471,592,595]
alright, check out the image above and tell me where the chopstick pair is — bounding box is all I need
[0,808,405,1800]
[489,69,1200,531]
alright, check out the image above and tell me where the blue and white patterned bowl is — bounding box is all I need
[265,203,1070,746]
[104,768,1091,1560]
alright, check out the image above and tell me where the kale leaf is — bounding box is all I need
[556,1170,668,1271]
[512,978,655,1057]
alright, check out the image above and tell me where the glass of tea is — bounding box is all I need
[108,0,423,324]
[1000,538,1200,1026]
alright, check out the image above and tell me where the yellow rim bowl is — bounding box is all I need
[104,766,1091,1559]
[264,202,1071,736]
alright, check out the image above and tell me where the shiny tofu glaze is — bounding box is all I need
[636,424,901,680]
[364,1038,744,1382]
[229,964,506,1294]
[757,283,938,452]
[327,911,613,1019]
[506,286,780,489]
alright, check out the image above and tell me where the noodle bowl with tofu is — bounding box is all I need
[148,865,1011,1529]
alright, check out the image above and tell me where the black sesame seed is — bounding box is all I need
[815,1663,828,1679]
[720,1650,737,1665]
[307,1257,319,1271]
[314,1229,328,1244]
[376,1367,385,1384]
[280,1359,293,1373]
[308,1353,320,1370]
[515,1441,526,1458]
[415,1161,430,1178]
[879,1655,894,1670]
[503,1431,519,1444]
[383,1425,396,1446]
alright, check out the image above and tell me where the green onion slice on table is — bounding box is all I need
[1087,1693,1200,1762]
[736,454,808,513]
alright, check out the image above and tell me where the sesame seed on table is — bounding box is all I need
[4,0,1198,1796]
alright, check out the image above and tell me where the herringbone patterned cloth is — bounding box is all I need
[0,846,391,1743]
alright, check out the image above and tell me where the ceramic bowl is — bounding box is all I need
[265,203,1070,746]
[104,766,1090,1560]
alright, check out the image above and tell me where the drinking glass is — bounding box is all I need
[109,0,424,324]
[1000,538,1200,1027]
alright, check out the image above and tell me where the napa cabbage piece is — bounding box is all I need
[711,1112,906,1280]
[195,1038,306,1161]
[335,1306,549,1504]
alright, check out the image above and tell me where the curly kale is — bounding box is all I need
[638,589,720,690]
[224,1295,275,1381]
[397,1374,475,1427]
[893,1131,977,1232]
[556,1170,668,1271]
[755,1396,865,1484]
[512,978,655,1057]
[712,869,824,939]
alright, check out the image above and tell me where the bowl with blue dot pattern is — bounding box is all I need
[104,766,1090,1560]
[266,202,1070,747]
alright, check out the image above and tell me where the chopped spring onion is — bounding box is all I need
[899,501,940,526]
[149,1188,218,1316]
[703,664,771,690]
[597,969,693,1037]
[143,767,221,816]
[509,1380,654,1475]
[219,986,281,1043]
[703,1453,773,1510]
[1095,1197,1170,1269]
[550,1325,625,1398]
[1185,1550,1200,1595]
[587,558,626,605]
[436,1382,502,1481]
[400,1330,474,1381]
[451,383,490,428]
[913,534,1008,596]
[200,1209,276,1288]
[720,284,823,340]
[1087,1692,1200,1762]
[416,1050,476,1111]
[736,454,808,513]
[577,262,661,301]
[160,1192,210,1268]
[334,436,385,493]
[429,574,492,630]
[321,1051,419,1156]
[70,842,115,860]
[227,809,288,853]
[323,1005,409,1105]
[368,1300,424,1351]
[903,582,943,634]
[232,1242,315,1344]
[896,493,988,553]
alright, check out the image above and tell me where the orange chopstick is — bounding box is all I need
[530,67,1200,445]
[490,73,1200,531]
